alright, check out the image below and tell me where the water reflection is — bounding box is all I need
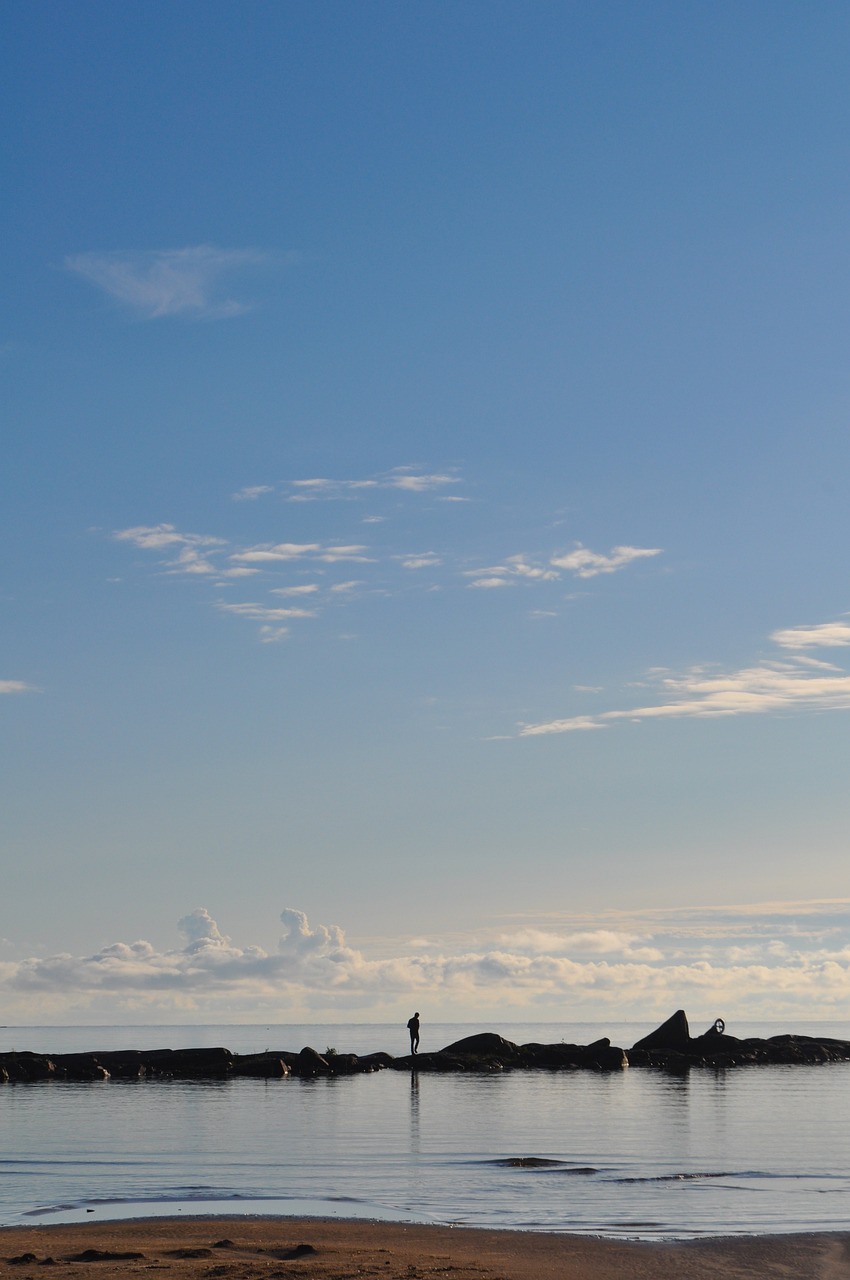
[409,1071,420,1151]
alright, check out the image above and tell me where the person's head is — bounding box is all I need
[414,1012,419,1018]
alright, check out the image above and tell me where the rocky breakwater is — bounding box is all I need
[390,1031,628,1073]
[628,1009,850,1069]
[3,1014,848,1082]
[0,1034,629,1084]
[0,1046,394,1084]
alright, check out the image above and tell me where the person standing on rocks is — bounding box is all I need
[407,1012,420,1055]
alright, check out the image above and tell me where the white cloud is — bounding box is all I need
[319,545,373,562]
[401,553,442,569]
[66,246,270,319]
[550,544,662,578]
[0,680,40,695]
[283,468,462,501]
[2,900,849,1021]
[167,546,218,575]
[233,485,275,502]
[115,524,225,552]
[463,551,592,589]
[388,471,460,493]
[259,625,290,643]
[772,620,850,649]
[520,653,850,736]
[230,543,321,563]
[217,602,316,622]
[111,479,663,654]
[468,576,514,589]
[114,525,230,578]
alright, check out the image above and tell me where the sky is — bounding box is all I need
[3,1,850,1027]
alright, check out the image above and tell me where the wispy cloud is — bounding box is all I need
[65,246,272,319]
[318,545,373,563]
[230,543,321,564]
[115,524,224,552]
[2,900,849,1021]
[0,680,40,695]
[520,619,850,736]
[217,602,317,622]
[550,544,662,578]
[283,467,463,502]
[115,524,228,577]
[464,553,563,589]
[232,485,275,502]
[111,470,663,647]
[400,553,442,570]
[772,619,850,649]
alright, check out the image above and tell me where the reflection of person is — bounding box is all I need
[407,1012,420,1055]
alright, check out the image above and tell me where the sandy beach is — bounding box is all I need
[1,1217,848,1280]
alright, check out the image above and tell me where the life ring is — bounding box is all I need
[713,1018,725,1034]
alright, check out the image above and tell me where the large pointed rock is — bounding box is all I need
[631,1009,690,1052]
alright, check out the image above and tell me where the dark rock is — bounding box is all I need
[517,1039,626,1071]
[631,1009,691,1053]
[627,1047,690,1071]
[441,1033,521,1059]
[52,1054,110,1081]
[392,1050,503,1072]
[356,1051,393,1071]
[65,1249,146,1262]
[231,1053,290,1078]
[142,1047,233,1078]
[93,1051,148,1079]
[324,1053,361,1074]
[294,1046,331,1076]
[0,1053,56,1082]
[266,1244,318,1259]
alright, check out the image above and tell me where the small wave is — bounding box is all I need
[488,1157,568,1168]
[614,1171,756,1184]
[484,1158,599,1174]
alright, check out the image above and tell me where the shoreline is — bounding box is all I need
[1,1216,848,1279]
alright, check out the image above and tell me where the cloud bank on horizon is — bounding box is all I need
[2,901,849,1024]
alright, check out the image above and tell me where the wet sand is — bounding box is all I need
[1,1217,848,1279]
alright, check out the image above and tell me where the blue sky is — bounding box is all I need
[3,1,850,1024]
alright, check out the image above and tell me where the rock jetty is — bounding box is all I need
[1,1011,848,1083]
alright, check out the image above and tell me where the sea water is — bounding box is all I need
[1,1022,849,1239]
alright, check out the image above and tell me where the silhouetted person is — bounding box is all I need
[407,1011,420,1055]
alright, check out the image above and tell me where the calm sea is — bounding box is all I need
[1,1022,849,1240]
